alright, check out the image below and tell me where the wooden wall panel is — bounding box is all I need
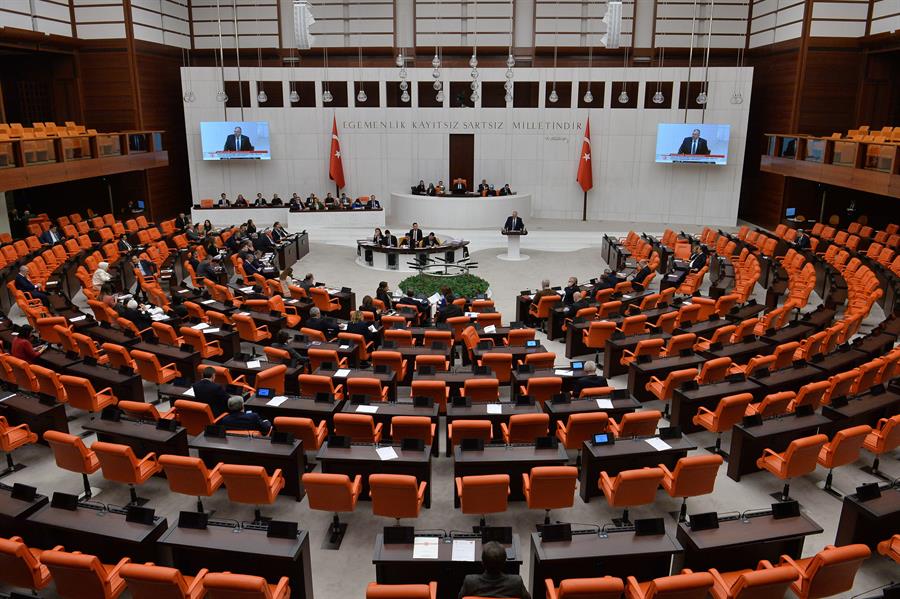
[796,47,863,136]
[78,44,139,132]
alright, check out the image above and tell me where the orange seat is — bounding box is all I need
[448,419,493,450]
[40,549,130,599]
[462,378,500,403]
[219,464,285,523]
[369,473,427,525]
[299,374,344,400]
[172,399,226,435]
[756,434,829,501]
[179,327,223,358]
[308,348,348,372]
[626,571,714,599]
[621,338,665,367]
[708,562,798,599]
[365,581,437,599]
[390,415,435,446]
[659,455,723,521]
[519,376,563,406]
[131,349,181,385]
[663,333,697,357]
[274,416,328,453]
[646,368,698,417]
[455,474,510,529]
[778,544,870,599]
[91,441,161,506]
[43,430,101,499]
[232,313,272,343]
[530,294,562,328]
[523,352,557,369]
[59,375,117,413]
[582,321,617,360]
[255,364,287,395]
[599,466,665,524]
[334,413,383,443]
[310,287,342,313]
[877,535,900,564]
[816,425,872,497]
[0,535,60,591]
[556,412,609,450]
[347,377,390,402]
[546,576,625,599]
[158,455,224,513]
[102,343,136,371]
[478,352,513,383]
[609,411,661,438]
[302,472,363,549]
[0,415,38,475]
[384,329,415,347]
[506,328,536,346]
[501,412,550,444]
[203,572,291,599]
[415,354,449,372]
[372,350,408,382]
[862,413,900,476]
[120,563,207,599]
[693,393,753,455]
[788,380,831,412]
[411,380,450,414]
[522,465,578,524]
[745,391,794,418]
[696,357,732,385]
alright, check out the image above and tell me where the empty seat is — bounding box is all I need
[816,425,872,497]
[0,535,58,591]
[659,455,723,522]
[43,430,101,499]
[91,441,161,506]
[778,544,870,599]
[693,393,754,456]
[625,571,714,599]
[756,434,829,502]
[302,472,362,549]
[158,455,224,513]
[369,473,427,525]
[455,474,510,529]
[556,412,609,450]
[203,572,290,599]
[219,464,285,523]
[546,577,625,599]
[522,466,578,525]
[365,581,437,599]
[501,413,550,444]
[0,415,38,476]
[708,563,798,599]
[119,563,207,599]
[334,413,383,443]
[609,411,661,438]
[40,549,130,599]
[599,467,665,524]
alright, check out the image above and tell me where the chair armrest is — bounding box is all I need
[626,576,643,599]
[695,406,714,416]
[373,423,383,437]
[779,554,801,571]
[428,581,437,599]
[258,324,270,334]
[455,477,463,498]
[598,471,613,491]
[757,559,777,570]
[545,579,559,599]
[137,452,158,467]
[521,473,530,494]
[657,463,673,478]
[187,569,209,593]
[417,481,427,501]
[708,568,728,591]
[273,577,291,599]
[108,557,131,579]
[97,387,115,397]
[761,448,781,459]
[207,340,222,349]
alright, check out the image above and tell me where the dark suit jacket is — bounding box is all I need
[436,303,464,324]
[39,230,61,244]
[407,229,423,246]
[306,316,340,339]
[631,266,652,288]
[573,374,610,395]
[688,253,707,270]
[795,234,810,250]
[14,274,39,294]
[566,299,591,314]
[504,216,524,231]
[224,134,253,151]
[272,343,304,368]
[453,182,466,193]
[175,216,187,229]
[346,321,375,343]
[677,136,710,155]
[376,289,393,309]
[192,379,230,417]
[243,259,259,276]
[118,238,134,253]
[457,573,531,599]
[220,410,271,435]
[562,285,579,305]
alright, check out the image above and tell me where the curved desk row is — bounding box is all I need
[191,206,385,229]
[356,240,470,272]
[388,193,531,229]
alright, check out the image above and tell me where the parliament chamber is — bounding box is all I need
[1,0,899,597]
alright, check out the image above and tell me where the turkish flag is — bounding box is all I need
[576,118,593,193]
[329,116,345,189]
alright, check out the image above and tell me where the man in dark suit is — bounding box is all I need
[39,225,62,245]
[252,232,275,252]
[572,360,609,396]
[457,542,531,599]
[415,180,427,194]
[407,223,424,248]
[688,249,708,270]
[477,179,489,194]
[305,307,340,339]
[677,129,711,155]
[272,331,305,368]
[118,236,135,254]
[220,396,272,435]
[562,277,579,305]
[223,126,253,151]
[630,260,652,290]
[452,179,466,194]
[381,230,398,247]
[241,253,259,277]
[503,211,524,232]
[795,230,811,250]
[174,213,189,230]
[118,299,153,331]
[15,266,50,306]
[192,367,231,416]
[564,291,590,315]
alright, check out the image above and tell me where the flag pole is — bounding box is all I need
[582,191,587,222]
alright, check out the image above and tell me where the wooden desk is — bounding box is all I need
[393,346,456,383]
[676,513,822,571]
[314,367,397,401]
[0,484,48,539]
[340,401,440,456]
[27,504,167,563]
[835,487,900,550]
[543,396,640,430]
[530,528,681,591]
[189,434,306,501]
[579,436,696,502]
[63,362,145,403]
[671,379,762,433]
[373,533,522,599]
[725,303,767,322]
[316,441,432,507]
[808,348,870,376]
[445,402,543,456]
[220,358,304,394]
[244,395,345,429]
[159,524,314,599]
[748,364,825,400]
[411,370,497,397]
[472,344,548,365]
[674,318,734,340]
[760,322,818,346]
[132,342,201,381]
[727,413,831,481]
[452,444,568,504]
[700,339,775,366]
[604,332,672,378]
[82,418,190,457]
[510,368,591,398]
[822,388,900,434]
[628,354,707,403]
[852,332,897,359]
[0,392,68,440]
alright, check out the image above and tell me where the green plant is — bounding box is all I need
[397,273,490,298]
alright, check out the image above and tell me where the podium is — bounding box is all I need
[499,229,528,261]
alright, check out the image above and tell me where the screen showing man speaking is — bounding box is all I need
[655,123,730,165]
[201,121,271,160]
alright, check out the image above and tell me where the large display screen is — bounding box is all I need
[201,121,271,160]
[655,123,730,165]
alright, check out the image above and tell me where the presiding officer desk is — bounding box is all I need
[388,192,531,229]
[357,239,470,273]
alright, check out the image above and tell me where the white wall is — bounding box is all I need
[182,65,752,227]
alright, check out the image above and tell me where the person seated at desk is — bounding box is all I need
[277,267,296,295]
[217,193,230,207]
[346,310,376,345]
[564,291,590,315]
[407,223,424,248]
[234,194,249,207]
[427,182,436,196]
[452,179,466,194]
[397,289,430,324]
[252,232,275,253]
[359,295,380,319]
[272,330,304,368]
[11,324,47,364]
[253,193,268,207]
[15,265,50,307]
[435,288,463,324]
[221,396,272,435]
[196,256,215,280]
[192,366,231,416]
[373,228,385,245]
[369,195,382,209]
[458,541,531,599]
[270,193,283,206]
[324,192,337,209]
[499,184,513,196]
[528,279,556,310]
[503,211,525,232]
[40,224,63,245]
[381,230,398,247]
[487,184,497,196]
[118,234,136,254]
[305,194,324,211]
[435,180,445,194]
[630,259,652,290]
[289,193,302,210]
[478,179,490,194]
[186,224,203,243]
[668,247,708,287]
[117,299,153,331]
[422,232,440,248]
[571,360,608,396]
[339,192,352,209]
[415,180,427,194]
[186,249,201,276]
[305,307,340,340]
[99,283,118,309]
[246,219,258,234]
[298,272,315,292]
[562,276,579,305]
[175,213,190,230]
[376,281,394,310]
[271,221,288,242]
[795,229,811,250]
[202,219,214,234]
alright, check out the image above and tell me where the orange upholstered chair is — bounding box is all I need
[334,413,383,443]
[310,287,341,313]
[777,544,870,599]
[43,429,101,498]
[693,393,754,456]
[455,474,510,529]
[119,563,207,599]
[788,380,831,412]
[478,352,513,383]
[621,338,665,367]
[179,327,223,358]
[556,412,609,450]
[625,571,714,599]
[583,321,617,361]
[862,413,900,476]
[448,420,493,451]
[415,354,449,372]
[158,455,223,513]
[347,377,390,402]
[91,441,161,506]
[646,368,698,417]
[273,417,328,454]
[369,473,427,525]
[599,467,665,524]
[411,380,450,414]
[130,349,181,385]
[546,577,625,599]
[462,378,500,403]
[522,466,578,524]
[172,400,225,435]
[659,455,723,522]
[523,352,557,369]
[372,350,408,381]
[708,563,799,599]
[816,425,872,497]
[519,376,563,406]
[232,313,271,343]
[365,582,437,599]
[59,375,117,413]
[877,535,900,564]
[40,549,130,599]
[299,374,344,400]
[756,434,829,501]
[506,328,536,346]
[501,413,550,444]
[530,294,562,329]
[203,572,290,599]
[745,391,794,418]
[219,464,285,523]
[696,357,732,384]
[0,416,38,475]
[390,415,435,446]
[302,472,363,549]
[609,411,661,438]
[255,364,287,395]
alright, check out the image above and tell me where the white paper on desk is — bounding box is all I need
[376,446,398,461]
[645,437,671,451]
[192,322,210,330]
[238,312,251,316]
[368,325,377,333]
[413,536,439,559]
[428,292,441,305]
[554,369,573,377]
[486,404,503,414]
[452,539,476,562]
[288,299,299,304]
[240,286,254,293]
[339,344,350,349]
[339,323,348,330]
[334,368,352,377]
[177,289,190,294]
[483,325,497,334]
[205,328,220,334]
[596,399,614,409]
[465,312,478,318]
[246,360,262,369]
[267,396,289,407]
[151,313,169,321]
[68,315,87,322]
[327,288,340,295]
[356,405,379,414]
[183,387,196,397]
[201,299,215,305]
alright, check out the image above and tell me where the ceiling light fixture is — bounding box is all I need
[214,0,228,103]
[618,47,629,104]
[322,47,332,103]
[549,0,559,103]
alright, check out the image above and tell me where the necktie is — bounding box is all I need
[692,140,697,154]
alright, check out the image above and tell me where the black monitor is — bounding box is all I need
[634,517,666,536]
[177,510,208,530]
[688,512,719,531]
[383,526,415,544]
[267,520,299,539]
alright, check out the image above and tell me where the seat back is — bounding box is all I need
[308,348,340,372]
[619,315,647,336]
[415,354,448,372]
[102,343,135,370]
[712,393,754,432]
[585,321,616,347]
[772,342,801,370]
[556,577,625,598]
[645,572,714,598]
[151,322,182,346]
[802,544,871,599]
[615,410,661,438]
[667,455,723,497]
[59,375,106,412]
[457,474,510,516]
[203,572,278,599]
[347,377,385,401]
[753,391,795,418]
[299,374,339,397]
[783,434,830,478]
[390,416,433,444]
[463,378,499,402]
[524,376,563,405]
[727,565,798,599]
[608,467,665,507]
[273,417,324,450]
[561,412,608,448]
[480,352,512,383]
[303,472,358,512]
[665,334,696,356]
[506,413,549,443]
[527,466,578,510]
[173,400,218,435]
[334,413,378,442]
[507,328,536,346]
[158,454,217,497]
[821,425,872,469]
[0,536,46,590]
[697,357,731,384]
[524,352,556,369]
[219,464,280,505]
[366,582,435,599]
[793,380,831,410]
[255,365,287,395]
[119,563,193,599]
[92,441,144,483]
[370,474,423,519]
[40,550,113,599]
[449,420,492,446]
